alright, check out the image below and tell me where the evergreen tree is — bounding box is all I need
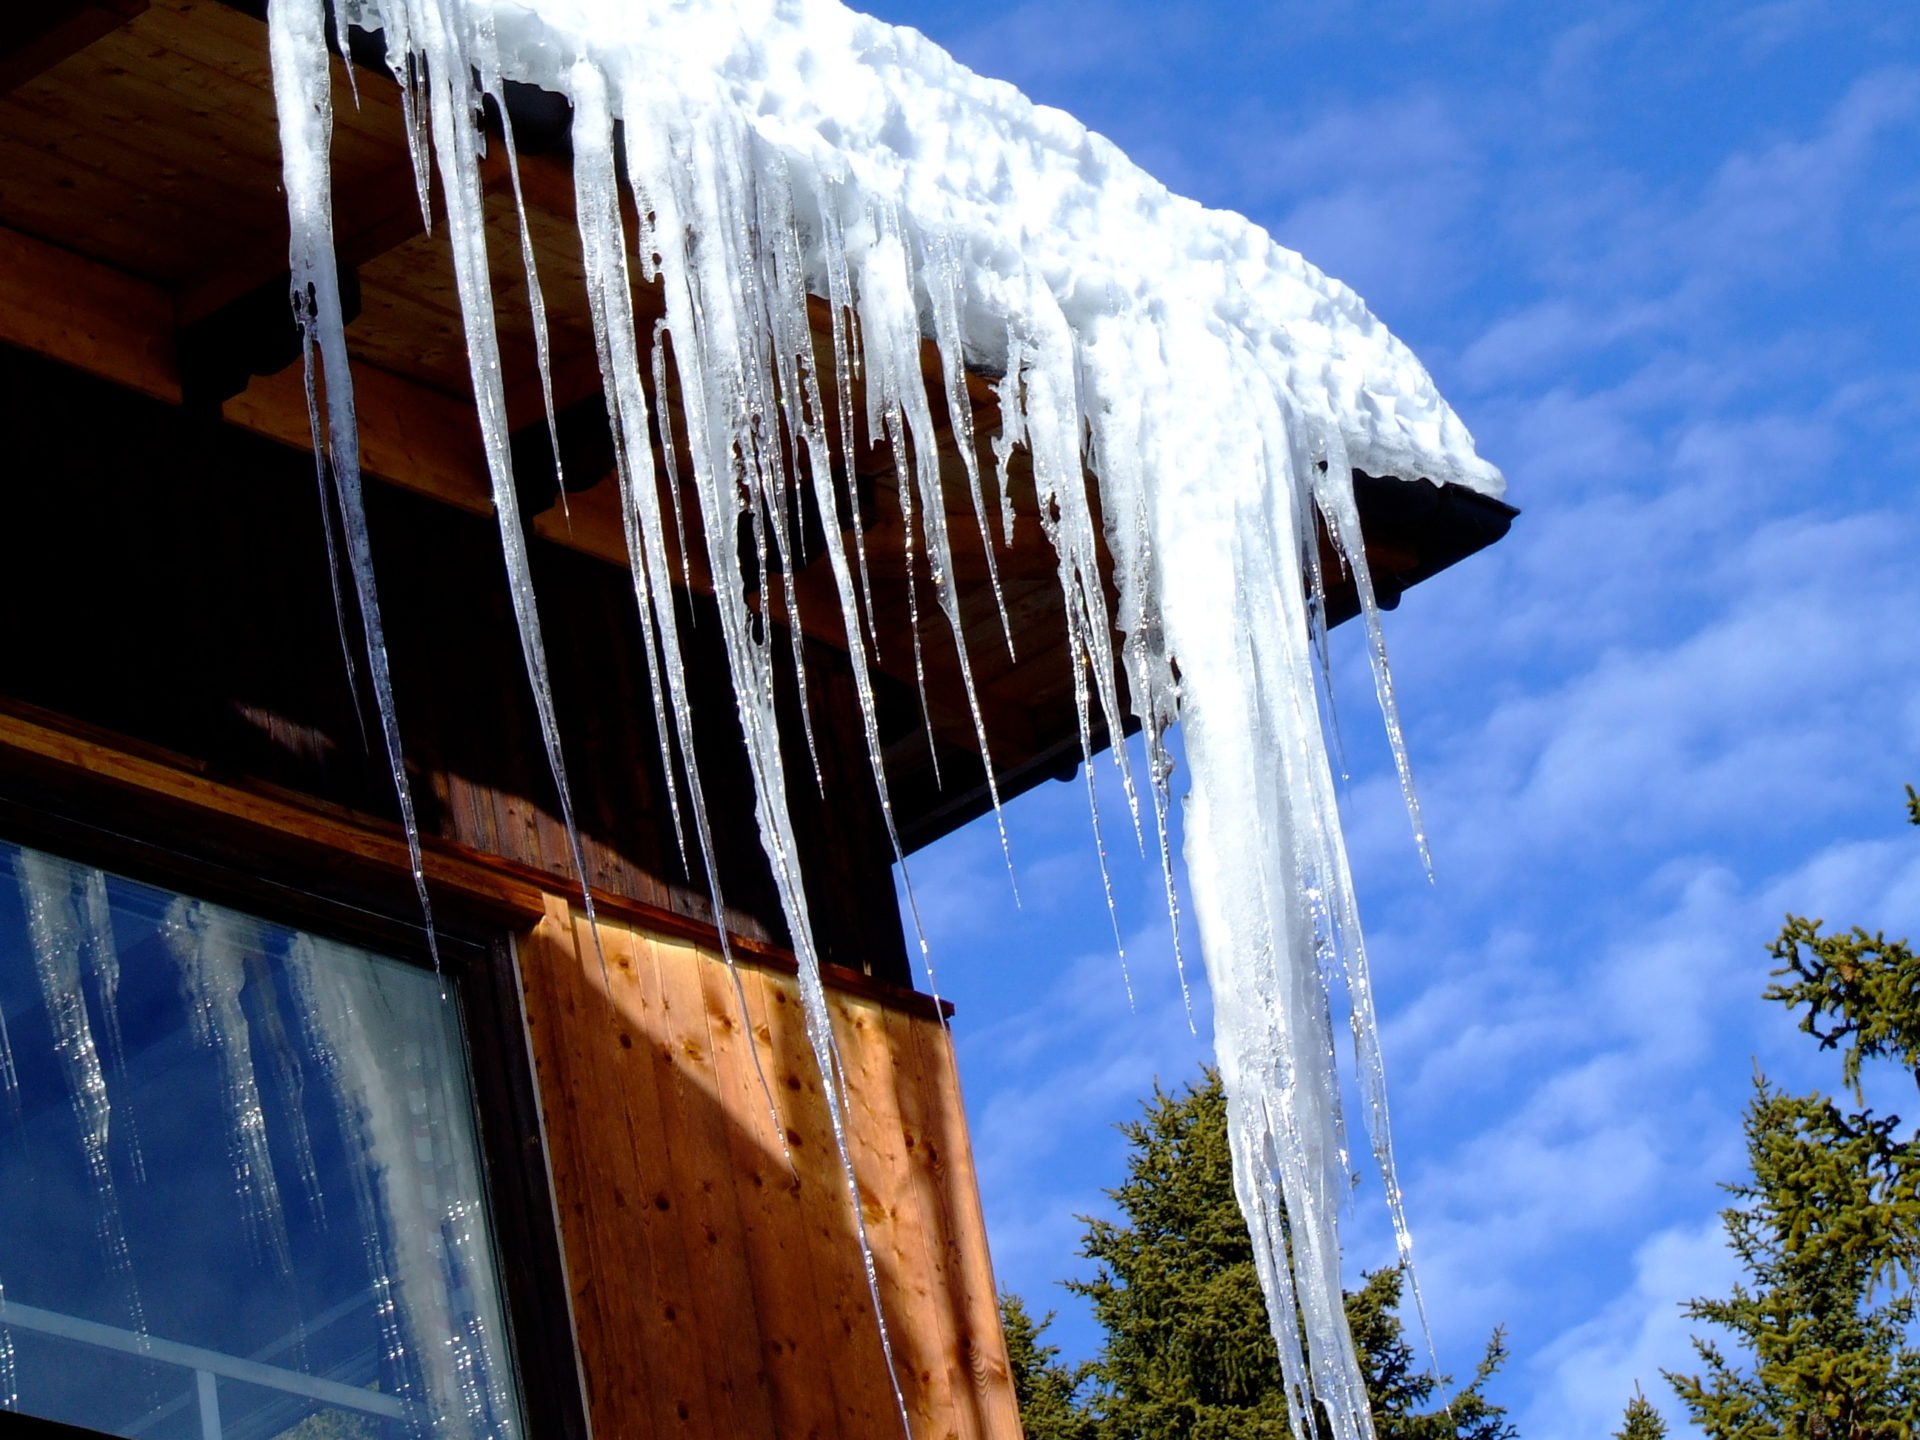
[1070,1072,1292,1439]
[1666,788,1920,1437]
[1002,1293,1099,1440]
[1001,1070,1513,1439]
[1343,1265,1512,1440]
[1615,1386,1668,1440]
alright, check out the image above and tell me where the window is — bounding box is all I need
[0,838,527,1438]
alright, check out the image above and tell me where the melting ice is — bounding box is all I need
[267,0,1505,1433]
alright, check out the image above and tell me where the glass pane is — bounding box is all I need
[0,840,524,1438]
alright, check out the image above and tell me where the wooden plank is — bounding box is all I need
[174,159,429,326]
[511,896,1015,1438]
[902,1011,1021,1435]
[127,5,410,181]
[545,906,702,1440]
[0,225,176,399]
[692,947,851,1439]
[0,701,553,919]
[0,0,147,95]
[583,913,714,1440]
[884,1003,991,1433]
[644,932,781,1435]
[221,356,497,516]
[0,94,272,267]
[832,989,958,1436]
[514,898,653,1431]
[758,970,899,1436]
[12,59,289,199]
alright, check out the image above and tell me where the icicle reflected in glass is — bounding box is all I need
[15,854,146,1338]
[0,839,526,1436]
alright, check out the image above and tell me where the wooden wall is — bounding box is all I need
[519,898,1019,1440]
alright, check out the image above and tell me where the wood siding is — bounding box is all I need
[519,898,1019,1440]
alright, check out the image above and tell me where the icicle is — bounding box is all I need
[989,324,1025,561]
[1083,757,1134,1009]
[815,195,882,658]
[615,77,913,1430]
[649,321,692,583]
[390,0,610,963]
[327,0,361,111]
[483,23,572,527]
[163,898,293,1273]
[855,208,1022,885]
[268,0,442,971]
[1300,442,1437,1361]
[0,1279,15,1411]
[15,853,146,1335]
[753,162,951,993]
[919,230,1015,662]
[570,60,788,1145]
[302,365,370,757]
[1310,442,1432,876]
[77,869,144,1180]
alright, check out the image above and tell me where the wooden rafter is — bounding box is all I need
[0,0,147,96]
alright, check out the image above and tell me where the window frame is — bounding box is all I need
[0,769,591,1440]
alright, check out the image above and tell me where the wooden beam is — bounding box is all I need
[173,158,429,327]
[0,225,177,401]
[0,222,630,568]
[173,105,578,330]
[223,360,492,509]
[0,701,548,922]
[0,0,147,95]
[0,699,946,1015]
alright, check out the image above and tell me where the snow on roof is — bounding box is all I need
[484,0,1504,500]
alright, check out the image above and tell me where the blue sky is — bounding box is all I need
[859,1,1920,1432]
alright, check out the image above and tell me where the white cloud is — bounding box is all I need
[1689,68,1920,279]
[1521,1216,1736,1438]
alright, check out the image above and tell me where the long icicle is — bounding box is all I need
[761,167,949,999]
[856,207,1019,896]
[391,0,608,958]
[268,0,440,968]
[16,853,147,1335]
[570,62,793,1163]
[617,81,913,1431]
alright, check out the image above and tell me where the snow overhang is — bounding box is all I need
[0,0,1514,853]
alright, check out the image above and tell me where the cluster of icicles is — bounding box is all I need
[267,0,1505,1434]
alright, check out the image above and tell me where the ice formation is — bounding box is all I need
[15,855,145,1335]
[287,931,522,1434]
[163,899,296,1271]
[265,0,1505,1434]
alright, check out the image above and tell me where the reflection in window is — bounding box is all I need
[0,839,524,1438]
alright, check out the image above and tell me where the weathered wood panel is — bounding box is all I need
[518,899,1021,1440]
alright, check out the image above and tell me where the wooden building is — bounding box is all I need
[0,4,1514,1438]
